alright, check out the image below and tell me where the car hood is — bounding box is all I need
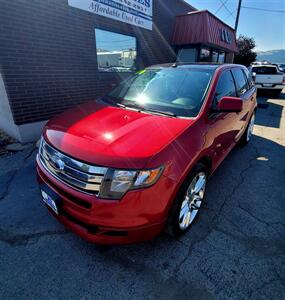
[44,101,193,169]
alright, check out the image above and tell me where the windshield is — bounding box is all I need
[106,68,214,117]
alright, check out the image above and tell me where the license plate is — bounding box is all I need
[263,84,273,87]
[41,190,59,215]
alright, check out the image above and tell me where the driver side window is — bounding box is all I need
[212,70,237,110]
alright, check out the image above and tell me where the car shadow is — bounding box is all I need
[255,90,285,128]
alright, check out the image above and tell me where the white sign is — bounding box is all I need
[68,0,153,30]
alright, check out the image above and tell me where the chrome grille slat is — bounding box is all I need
[39,139,107,194]
[58,164,104,184]
[42,142,107,175]
[42,148,103,184]
[40,156,101,192]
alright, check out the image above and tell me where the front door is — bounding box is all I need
[206,69,240,166]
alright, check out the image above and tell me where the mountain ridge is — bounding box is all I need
[256,49,285,63]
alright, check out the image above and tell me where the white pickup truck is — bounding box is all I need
[249,65,285,96]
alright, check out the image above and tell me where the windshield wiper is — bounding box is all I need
[99,97,126,108]
[143,108,177,117]
[124,103,177,117]
[100,98,177,117]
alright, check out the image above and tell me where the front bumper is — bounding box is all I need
[255,83,284,90]
[36,155,176,244]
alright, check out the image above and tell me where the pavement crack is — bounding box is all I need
[0,146,36,202]
[218,145,284,229]
[173,223,213,275]
[163,233,189,247]
[237,204,285,228]
[227,144,260,208]
[0,170,19,201]
[0,228,69,246]
[234,145,285,230]
[173,144,277,275]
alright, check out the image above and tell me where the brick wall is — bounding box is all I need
[0,0,193,125]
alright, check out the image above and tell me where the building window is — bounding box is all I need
[177,48,197,63]
[218,51,225,63]
[200,48,211,62]
[95,29,137,72]
[212,51,219,63]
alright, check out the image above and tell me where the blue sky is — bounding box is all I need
[186,0,285,51]
[95,29,136,52]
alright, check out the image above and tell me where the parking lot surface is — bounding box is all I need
[0,92,285,299]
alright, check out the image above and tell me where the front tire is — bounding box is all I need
[167,163,208,238]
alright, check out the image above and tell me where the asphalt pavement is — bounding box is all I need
[0,91,284,299]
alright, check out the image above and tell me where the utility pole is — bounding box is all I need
[235,0,242,32]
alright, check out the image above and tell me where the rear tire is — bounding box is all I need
[240,113,255,146]
[166,163,208,238]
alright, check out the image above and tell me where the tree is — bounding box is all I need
[234,35,257,66]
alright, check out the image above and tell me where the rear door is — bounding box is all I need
[231,67,255,140]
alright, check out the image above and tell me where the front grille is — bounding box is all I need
[39,139,107,195]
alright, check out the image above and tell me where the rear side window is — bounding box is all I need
[243,68,254,89]
[213,70,237,108]
[232,68,248,96]
[252,66,277,74]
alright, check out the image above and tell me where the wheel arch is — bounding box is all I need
[196,155,212,175]
[165,155,212,217]
[165,156,210,235]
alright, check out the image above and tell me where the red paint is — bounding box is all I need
[36,64,257,244]
[44,103,192,170]
[218,96,243,112]
[172,10,238,53]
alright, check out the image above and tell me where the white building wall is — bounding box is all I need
[0,72,47,143]
[0,72,21,140]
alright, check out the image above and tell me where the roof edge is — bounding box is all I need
[176,10,236,32]
[178,0,197,11]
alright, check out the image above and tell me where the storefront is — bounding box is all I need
[0,0,237,142]
[172,10,238,63]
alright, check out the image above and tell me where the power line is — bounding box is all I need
[224,9,237,22]
[219,0,236,19]
[241,6,285,13]
[214,0,228,15]
[214,0,236,27]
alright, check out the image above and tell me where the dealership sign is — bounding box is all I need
[68,0,153,30]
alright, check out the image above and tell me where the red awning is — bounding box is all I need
[172,10,238,53]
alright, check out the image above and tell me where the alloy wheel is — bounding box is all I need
[247,114,255,142]
[178,172,207,230]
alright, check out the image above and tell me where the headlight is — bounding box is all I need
[99,166,163,199]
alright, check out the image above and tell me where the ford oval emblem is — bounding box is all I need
[49,155,65,172]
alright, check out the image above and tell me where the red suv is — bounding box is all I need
[37,63,257,244]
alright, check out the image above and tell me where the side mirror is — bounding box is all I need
[217,96,243,112]
[252,72,256,82]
